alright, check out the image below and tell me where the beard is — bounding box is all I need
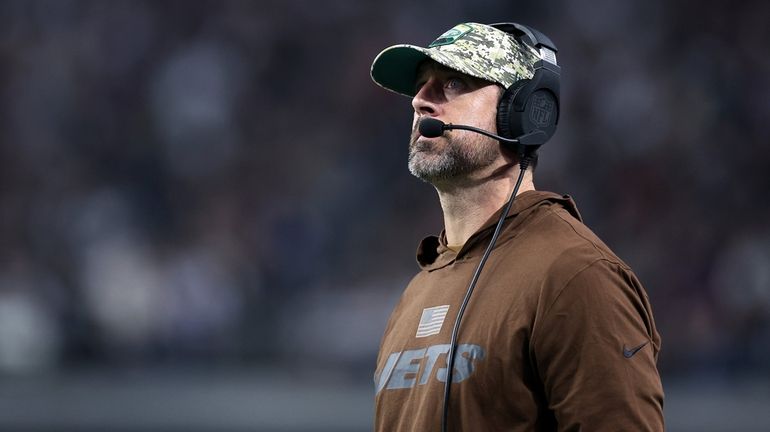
[407,122,499,184]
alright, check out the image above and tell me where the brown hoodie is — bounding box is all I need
[374,190,664,431]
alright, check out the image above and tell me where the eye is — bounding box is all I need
[444,77,466,91]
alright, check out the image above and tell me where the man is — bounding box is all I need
[370,22,664,431]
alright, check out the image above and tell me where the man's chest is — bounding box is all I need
[375,265,540,397]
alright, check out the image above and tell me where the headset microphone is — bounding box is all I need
[417,117,446,138]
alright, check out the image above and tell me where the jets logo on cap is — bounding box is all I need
[429,23,473,47]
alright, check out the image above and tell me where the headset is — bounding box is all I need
[492,22,561,157]
[439,22,561,432]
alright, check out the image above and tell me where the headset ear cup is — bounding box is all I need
[497,83,559,144]
[496,80,528,140]
[523,89,558,142]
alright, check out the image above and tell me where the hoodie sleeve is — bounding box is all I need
[531,258,664,431]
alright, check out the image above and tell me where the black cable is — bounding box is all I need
[440,157,531,432]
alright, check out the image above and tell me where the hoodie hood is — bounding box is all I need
[416,190,581,270]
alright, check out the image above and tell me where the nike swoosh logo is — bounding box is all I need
[623,341,649,358]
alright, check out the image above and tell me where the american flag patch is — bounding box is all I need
[416,305,450,338]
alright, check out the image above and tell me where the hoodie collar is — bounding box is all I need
[416,190,581,271]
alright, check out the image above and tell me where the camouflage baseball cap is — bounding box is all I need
[371,22,541,97]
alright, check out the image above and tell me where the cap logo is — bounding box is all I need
[428,23,473,47]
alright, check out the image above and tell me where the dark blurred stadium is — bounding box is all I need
[0,0,769,430]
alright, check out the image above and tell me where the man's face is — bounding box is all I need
[408,61,502,185]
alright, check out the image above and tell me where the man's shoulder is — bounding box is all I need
[506,199,646,320]
[513,198,631,275]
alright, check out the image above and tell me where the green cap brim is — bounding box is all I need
[370,44,431,98]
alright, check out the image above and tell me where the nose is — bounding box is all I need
[411,78,443,117]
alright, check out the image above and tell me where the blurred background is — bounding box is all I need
[0,0,769,430]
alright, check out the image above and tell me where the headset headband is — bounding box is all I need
[490,22,559,66]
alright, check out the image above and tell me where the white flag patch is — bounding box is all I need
[416,305,450,338]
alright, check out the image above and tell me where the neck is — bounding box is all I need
[435,164,534,247]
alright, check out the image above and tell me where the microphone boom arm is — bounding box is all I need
[418,117,548,153]
[443,123,519,143]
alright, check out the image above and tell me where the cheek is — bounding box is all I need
[489,109,500,133]
[484,103,501,132]
[465,90,501,129]
[481,87,503,124]
[468,105,498,131]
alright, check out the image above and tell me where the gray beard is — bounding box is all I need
[407,129,498,184]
